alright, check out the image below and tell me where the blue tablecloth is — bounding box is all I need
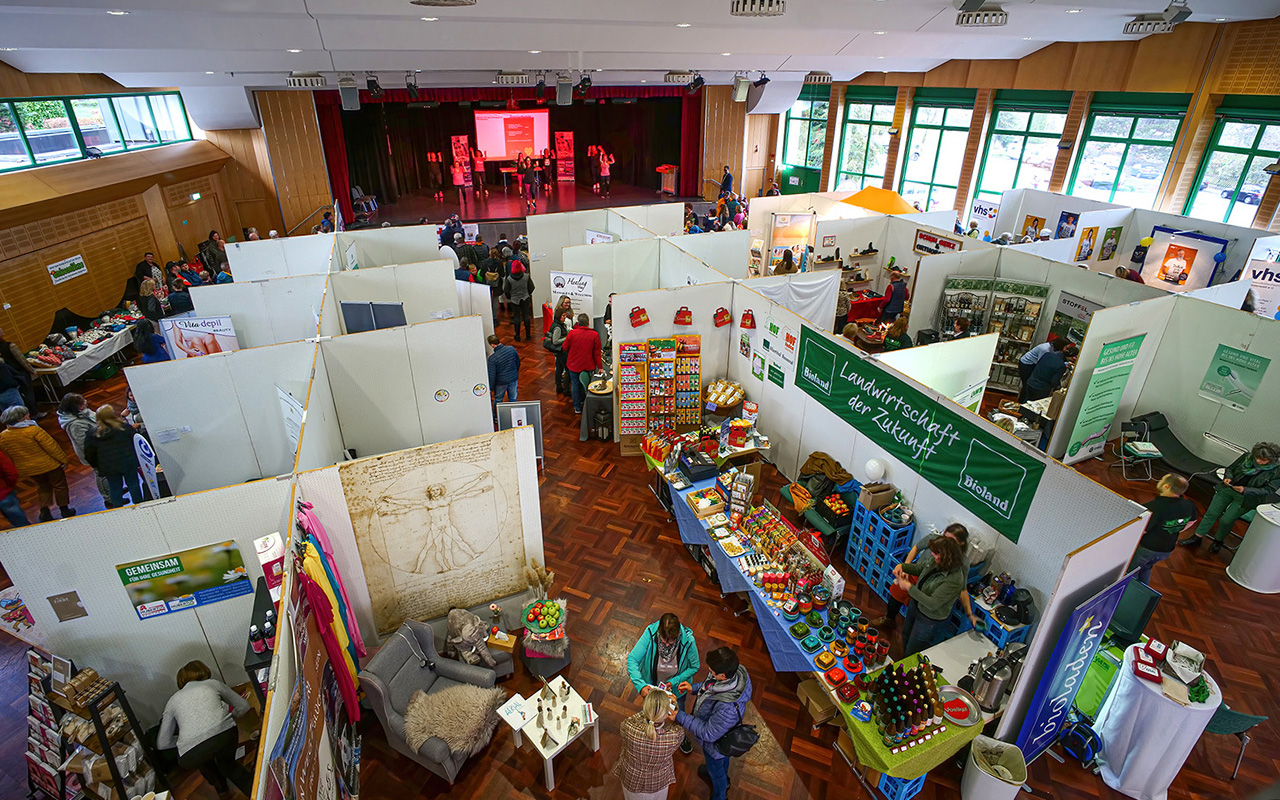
[667,476,834,673]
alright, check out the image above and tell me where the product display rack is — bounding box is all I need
[938,276,994,336]
[46,680,168,800]
[645,338,678,433]
[673,335,702,430]
[617,342,649,437]
[26,648,72,800]
[987,280,1049,394]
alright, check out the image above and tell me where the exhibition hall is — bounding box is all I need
[0,3,1278,800]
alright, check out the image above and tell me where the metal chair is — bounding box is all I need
[1110,420,1157,482]
[1205,703,1267,779]
[351,184,378,213]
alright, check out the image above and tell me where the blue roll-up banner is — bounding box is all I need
[1015,573,1134,763]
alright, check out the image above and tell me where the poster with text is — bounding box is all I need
[1049,292,1104,347]
[1097,226,1123,262]
[1074,227,1098,262]
[584,229,614,245]
[1198,344,1268,412]
[794,326,1046,540]
[1138,228,1226,292]
[913,228,962,256]
[554,131,575,181]
[117,540,253,620]
[549,272,593,317]
[968,199,999,238]
[770,213,814,266]
[1064,334,1145,464]
[1245,254,1280,320]
[47,254,88,285]
[450,135,473,187]
[159,316,240,359]
[1153,243,1197,286]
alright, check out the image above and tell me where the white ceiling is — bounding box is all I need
[1,0,1278,128]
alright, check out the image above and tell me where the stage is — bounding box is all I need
[374,181,695,225]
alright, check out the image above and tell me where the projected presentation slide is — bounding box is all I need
[474,109,550,161]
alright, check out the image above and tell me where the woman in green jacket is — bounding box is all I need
[627,613,699,754]
[1179,441,1280,553]
[895,536,965,656]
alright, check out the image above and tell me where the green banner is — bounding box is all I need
[795,327,1046,541]
[1198,344,1268,412]
[1064,334,1146,465]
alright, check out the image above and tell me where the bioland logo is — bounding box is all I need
[798,340,835,395]
[959,440,1026,520]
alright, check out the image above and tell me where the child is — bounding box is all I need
[1129,474,1196,584]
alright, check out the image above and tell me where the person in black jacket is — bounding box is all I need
[167,280,194,315]
[83,405,143,507]
[137,279,165,323]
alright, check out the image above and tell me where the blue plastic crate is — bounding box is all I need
[878,772,926,800]
[852,501,915,554]
[965,599,1030,650]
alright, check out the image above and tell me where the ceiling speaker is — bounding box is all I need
[338,74,360,111]
[556,75,572,106]
[732,75,750,102]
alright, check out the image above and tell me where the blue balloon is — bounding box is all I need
[1214,251,1226,263]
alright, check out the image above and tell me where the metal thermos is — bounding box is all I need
[969,654,1012,714]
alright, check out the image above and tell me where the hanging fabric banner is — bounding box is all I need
[555,131,575,181]
[451,135,473,188]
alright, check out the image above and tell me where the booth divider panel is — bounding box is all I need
[404,317,493,447]
[261,273,328,344]
[295,345,346,473]
[296,466,378,645]
[224,340,317,481]
[320,328,425,459]
[190,282,273,349]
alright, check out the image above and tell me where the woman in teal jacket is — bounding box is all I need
[627,613,699,754]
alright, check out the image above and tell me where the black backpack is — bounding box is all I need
[715,700,759,758]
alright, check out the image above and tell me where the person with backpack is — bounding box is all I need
[627,613,700,754]
[503,262,535,341]
[544,307,573,395]
[83,405,144,508]
[481,253,504,324]
[676,647,753,800]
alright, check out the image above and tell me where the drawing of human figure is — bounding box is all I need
[374,474,492,574]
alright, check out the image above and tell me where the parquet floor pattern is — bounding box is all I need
[0,317,1276,799]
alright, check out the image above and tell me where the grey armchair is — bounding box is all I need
[359,619,497,784]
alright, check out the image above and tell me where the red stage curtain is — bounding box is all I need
[315,99,354,223]
[680,92,703,198]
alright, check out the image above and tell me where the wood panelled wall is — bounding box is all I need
[204,127,286,240]
[702,86,748,201]
[710,18,1280,228]
[743,113,777,200]
[256,91,332,233]
[0,60,133,99]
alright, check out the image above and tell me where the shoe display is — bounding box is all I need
[1177,536,1202,548]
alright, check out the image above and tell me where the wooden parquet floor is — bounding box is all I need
[0,319,1276,800]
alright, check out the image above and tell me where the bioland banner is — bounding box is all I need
[794,326,1045,541]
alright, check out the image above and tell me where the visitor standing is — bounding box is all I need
[950,316,972,340]
[486,334,521,404]
[83,405,143,508]
[675,647,752,800]
[503,263,535,342]
[895,536,966,656]
[563,314,602,414]
[157,660,253,797]
[0,327,37,412]
[471,148,488,197]
[524,157,541,214]
[719,165,734,198]
[874,523,977,631]
[1129,474,1197,584]
[616,689,685,800]
[1023,338,1073,401]
[0,405,75,521]
[545,308,573,396]
[879,269,909,323]
[1018,339,1056,402]
[451,158,467,206]
[57,393,111,509]
[137,278,165,323]
[600,149,616,198]
[133,320,171,364]
[0,450,27,527]
[1179,442,1280,554]
[627,613,699,753]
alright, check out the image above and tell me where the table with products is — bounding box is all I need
[1094,644,1221,800]
[32,326,135,394]
[509,675,599,791]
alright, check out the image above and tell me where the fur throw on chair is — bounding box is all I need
[404,684,507,756]
[445,608,497,667]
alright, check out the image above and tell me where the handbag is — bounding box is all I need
[713,307,732,327]
[674,306,693,325]
[740,309,756,329]
[715,701,759,758]
[629,306,650,327]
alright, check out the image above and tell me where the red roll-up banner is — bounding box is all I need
[555,131,575,181]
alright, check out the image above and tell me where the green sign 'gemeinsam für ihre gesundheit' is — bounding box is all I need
[794,327,1046,541]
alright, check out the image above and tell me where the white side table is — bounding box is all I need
[1227,503,1280,594]
[511,676,599,790]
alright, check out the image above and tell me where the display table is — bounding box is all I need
[33,326,135,391]
[919,630,1008,722]
[578,390,612,442]
[1095,644,1221,800]
[846,294,882,324]
[510,675,599,791]
[1227,503,1280,593]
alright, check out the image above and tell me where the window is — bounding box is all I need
[900,103,974,212]
[783,86,830,170]
[13,99,81,165]
[975,108,1067,201]
[1069,113,1181,210]
[835,99,895,191]
[1185,117,1280,227]
[0,104,33,172]
[0,91,190,174]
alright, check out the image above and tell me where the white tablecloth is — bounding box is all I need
[1095,644,1221,800]
[38,327,134,385]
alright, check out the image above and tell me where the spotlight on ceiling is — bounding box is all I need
[753,71,771,88]
[405,70,419,100]
[1163,0,1192,23]
[730,0,786,16]
[577,73,592,94]
[688,73,706,94]
[1124,0,1190,33]
[535,72,546,93]
[366,72,383,97]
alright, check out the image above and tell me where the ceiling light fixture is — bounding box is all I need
[287,49,302,53]
[287,71,327,88]
[496,71,531,85]
[640,79,648,83]
[753,71,770,87]
[366,72,383,97]
[955,8,1008,26]
[873,30,886,35]
[205,70,214,74]
[664,70,695,84]
[106,9,130,15]
[676,22,692,27]
[405,70,419,100]
[0,47,19,51]
[420,17,439,21]
[804,71,833,84]
[730,0,786,17]
[1214,17,1227,21]
[576,73,592,93]
[721,52,732,56]
[1065,7,1081,12]
[1123,2,1189,34]
[528,50,541,54]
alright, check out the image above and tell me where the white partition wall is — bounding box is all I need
[992,189,1124,244]
[813,216,890,265]
[190,273,327,348]
[295,343,345,473]
[0,478,293,723]
[126,340,317,495]
[878,332,999,409]
[526,208,615,310]
[666,231,752,279]
[659,239,725,288]
[561,238,661,317]
[327,261,458,331]
[226,234,336,282]
[335,226,447,271]
[318,317,492,460]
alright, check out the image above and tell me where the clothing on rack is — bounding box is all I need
[296,501,366,658]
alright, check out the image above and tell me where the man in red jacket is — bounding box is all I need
[563,313,602,414]
[0,450,29,527]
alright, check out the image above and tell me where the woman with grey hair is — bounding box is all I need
[0,406,74,521]
[1180,441,1280,554]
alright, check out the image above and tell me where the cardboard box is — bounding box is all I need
[797,678,839,727]
[857,482,896,512]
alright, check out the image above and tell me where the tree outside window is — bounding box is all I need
[783,94,830,170]
[900,104,973,212]
[836,101,894,191]
[975,109,1067,201]
[1185,118,1280,226]
[1068,112,1181,210]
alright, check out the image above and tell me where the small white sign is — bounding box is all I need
[276,385,305,451]
[585,229,614,245]
[47,254,88,285]
[134,433,160,501]
[549,271,594,317]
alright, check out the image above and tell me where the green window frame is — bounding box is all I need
[974,94,1070,202]
[899,99,975,212]
[1183,111,1280,226]
[834,90,896,191]
[783,85,831,170]
[1067,93,1187,210]
[0,91,191,175]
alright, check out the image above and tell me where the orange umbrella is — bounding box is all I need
[841,186,917,215]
